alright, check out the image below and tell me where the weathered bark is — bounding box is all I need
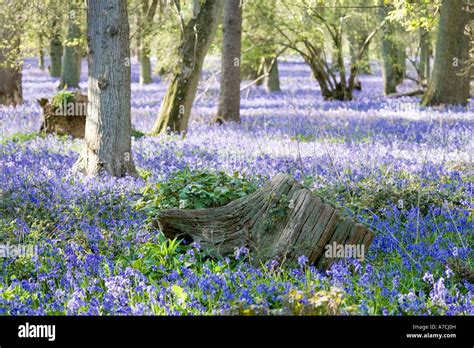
[49,18,63,78]
[263,56,281,92]
[378,1,404,94]
[217,0,242,123]
[74,0,136,177]
[155,173,374,269]
[138,0,158,84]
[422,0,471,106]
[0,22,22,106]
[59,2,82,89]
[151,0,223,135]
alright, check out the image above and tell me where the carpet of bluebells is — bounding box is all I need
[0,56,472,315]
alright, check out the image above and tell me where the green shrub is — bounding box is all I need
[135,169,259,219]
[51,91,75,108]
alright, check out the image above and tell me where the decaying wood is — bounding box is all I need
[37,92,87,138]
[155,173,374,269]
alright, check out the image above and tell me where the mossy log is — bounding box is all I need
[155,173,374,269]
[37,93,87,138]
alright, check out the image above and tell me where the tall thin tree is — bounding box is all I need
[59,0,82,89]
[49,14,63,78]
[217,0,243,123]
[138,0,158,84]
[74,0,136,177]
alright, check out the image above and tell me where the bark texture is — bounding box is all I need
[217,0,242,122]
[76,0,136,177]
[151,0,223,134]
[155,173,374,269]
[422,0,472,106]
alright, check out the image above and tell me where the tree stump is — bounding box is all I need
[37,93,87,138]
[155,173,374,269]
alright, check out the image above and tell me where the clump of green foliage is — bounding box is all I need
[1,132,42,144]
[310,170,468,218]
[51,91,75,108]
[131,128,146,139]
[135,169,260,219]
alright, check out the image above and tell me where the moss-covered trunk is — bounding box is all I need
[151,0,223,135]
[49,18,63,78]
[59,1,82,89]
[263,56,281,92]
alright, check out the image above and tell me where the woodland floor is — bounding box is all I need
[0,57,472,315]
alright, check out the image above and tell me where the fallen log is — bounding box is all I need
[386,89,425,98]
[155,173,374,269]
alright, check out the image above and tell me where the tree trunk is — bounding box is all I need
[419,28,431,83]
[217,0,242,123]
[151,0,223,135]
[394,37,406,85]
[264,57,281,92]
[0,65,22,107]
[49,18,63,78]
[422,0,471,106]
[38,34,45,71]
[349,28,372,75]
[155,173,374,269]
[138,0,158,85]
[0,24,22,106]
[74,0,136,177]
[139,44,152,84]
[378,1,403,94]
[59,2,82,89]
